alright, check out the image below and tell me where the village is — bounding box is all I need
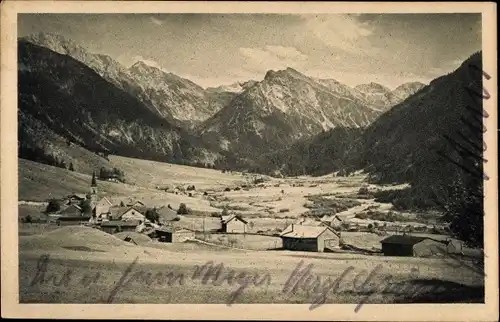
[17,158,485,305]
[20,167,474,259]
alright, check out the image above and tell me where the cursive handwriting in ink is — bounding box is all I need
[191,260,272,306]
[282,260,356,310]
[352,264,384,313]
[29,254,73,288]
[106,256,186,303]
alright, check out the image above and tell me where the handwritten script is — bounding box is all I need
[27,250,483,312]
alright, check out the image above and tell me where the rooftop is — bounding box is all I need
[380,235,429,245]
[221,214,248,224]
[100,220,140,227]
[280,224,338,238]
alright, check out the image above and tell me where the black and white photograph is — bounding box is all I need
[1,1,497,320]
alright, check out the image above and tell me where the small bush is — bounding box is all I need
[279,208,290,213]
[358,186,370,195]
[224,187,231,192]
[177,203,189,215]
[45,199,61,213]
[203,191,208,196]
[187,185,196,191]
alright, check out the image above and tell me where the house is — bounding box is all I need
[107,206,144,221]
[119,207,145,222]
[321,214,343,229]
[100,220,140,234]
[127,200,145,208]
[95,197,113,217]
[280,224,341,252]
[66,194,86,205]
[59,204,83,216]
[380,235,431,256]
[220,214,248,233]
[155,227,195,243]
[56,215,91,226]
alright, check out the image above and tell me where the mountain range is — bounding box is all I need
[20,31,476,207]
[18,40,222,173]
[257,51,483,210]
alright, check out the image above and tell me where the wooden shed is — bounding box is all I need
[280,224,341,252]
[220,215,248,233]
[155,227,195,243]
[380,235,428,256]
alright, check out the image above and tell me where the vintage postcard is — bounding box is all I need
[1,1,498,320]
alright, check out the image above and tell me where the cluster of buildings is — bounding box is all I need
[52,173,192,240]
[49,174,459,255]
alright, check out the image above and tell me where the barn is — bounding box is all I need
[56,215,91,226]
[100,220,140,234]
[59,204,83,216]
[119,207,145,222]
[220,215,248,233]
[380,235,429,256]
[280,224,341,252]
[155,227,195,243]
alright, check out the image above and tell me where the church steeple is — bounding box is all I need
[91,171,97,187]
[89,170,98,211]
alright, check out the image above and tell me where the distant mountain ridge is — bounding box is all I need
[19,32,431,172]
[255,52,483,211]
[18,40,222,171]
[22,32,224,125]
[198,67,424,160]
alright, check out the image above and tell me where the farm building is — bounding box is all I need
[380,235,436,256]
[56,215,91,226]
[65,194,86,205]
[220,214,248,233]
[155,227,195,243]
[280,224,341,252]
[127,200,145,208]
[59,204,83,216]
[95,197,113,217]
[119,207,145,222]
[321,214,343,229]
[108,206,146,221]
[100,220,140,234]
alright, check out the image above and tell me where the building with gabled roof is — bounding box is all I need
[280,224,341,252]
[100,220,140,234]
[220,214,248,233]
[155,226,195,243]
[59,204,83,216]
[380,235,429,256]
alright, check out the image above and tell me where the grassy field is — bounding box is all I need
[19,226,484,305]
[196,233,283,250]
[108,155,248,190]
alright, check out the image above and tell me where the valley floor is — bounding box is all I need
[17,156,484,305]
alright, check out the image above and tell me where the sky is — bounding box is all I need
[18,13,481,89]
